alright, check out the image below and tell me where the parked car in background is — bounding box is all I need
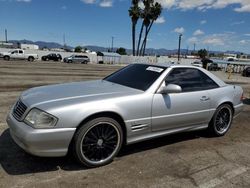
[208,63,221,71]
[242,66,250,77]
[191,61,203,68]
[41,53,62,61]
[7,64,243,167]
[0,49,38,61]
[63,55,90,64]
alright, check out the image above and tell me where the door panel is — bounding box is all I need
[152,91,211,132]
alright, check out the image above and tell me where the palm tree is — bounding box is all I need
[141,2,162,56]
[129,0,140,56]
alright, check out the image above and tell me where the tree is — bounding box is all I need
[116,47,127,55]
[198,49,208,59]
[129,0,162,56]
[140,1,162,56]
[129,0,141,56]
[74,46,82,53]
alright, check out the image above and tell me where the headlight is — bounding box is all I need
[24,108,58,128]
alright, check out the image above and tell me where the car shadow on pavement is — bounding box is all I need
[0,128,202,175]
[0,129,86,175]
[243,98,250,105]
[118,131,201,157]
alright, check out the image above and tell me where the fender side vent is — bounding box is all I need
[131,124,149,131]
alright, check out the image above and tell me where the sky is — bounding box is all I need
[0,0,250,53]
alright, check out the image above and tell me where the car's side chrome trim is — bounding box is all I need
[125,117,151,123]
[125,109,215,123]
[151,109,215,120]
[127,124,208,144]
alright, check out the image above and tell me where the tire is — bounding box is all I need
[81,61,87,64]
[28,56,34,62]
[208,104,233,136]
[4,56,10,61]
[73,117,123,167]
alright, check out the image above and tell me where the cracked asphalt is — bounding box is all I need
[0,60,250,188]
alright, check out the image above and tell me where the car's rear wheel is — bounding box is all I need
[208,104,233,136]
[73,117,123,167]
[28,56,34,62]
[4,56,10,61]
[81,61,88,64]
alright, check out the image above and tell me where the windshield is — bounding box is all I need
[104,64,166,91]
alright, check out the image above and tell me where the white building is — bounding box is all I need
[20,44,39,50]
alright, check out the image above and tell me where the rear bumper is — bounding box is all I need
[6,113,76,157]
[234,103,244,118]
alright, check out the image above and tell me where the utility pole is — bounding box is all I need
[63,33,66,49]
[177,34,182,62]
[5,29,8,43]
[111,36,114,52]
[193,43,196,53]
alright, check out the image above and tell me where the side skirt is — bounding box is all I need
[126,124,208,145]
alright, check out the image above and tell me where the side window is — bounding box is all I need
[165,68,219,92]
[12,50,18,54]
[199,71,219,90]
[19,50,23,54]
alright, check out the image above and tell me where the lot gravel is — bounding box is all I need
[0,60,250,188]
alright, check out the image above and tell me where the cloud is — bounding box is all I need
[187,37,198,44]
[16,0,31,2]
[155,16,166,24]
[81,0,96,4]
[174,27,185,34]
[61,5,67,10]
[99,0,112,7]
[156,0,250,13]
[244,33,250,36]
[239,40,247,44]
[81,0,112,7]
[231,21,245,25]
[156,0,175,9]
[203,37,224,46]
[201,33,236,46]
[235,4,250,12]
[193,29,204,36]
[138,1,144,9]
[200,20,207,25]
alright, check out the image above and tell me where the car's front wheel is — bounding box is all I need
[73,117,123,167]
[208,104,233,136]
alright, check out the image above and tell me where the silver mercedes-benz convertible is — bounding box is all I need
[7,63,244,167]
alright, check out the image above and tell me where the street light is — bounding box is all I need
[178,34,182,62]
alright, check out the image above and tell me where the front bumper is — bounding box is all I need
[6,113,76,157]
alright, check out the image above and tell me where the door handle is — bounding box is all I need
[200,96,210,101]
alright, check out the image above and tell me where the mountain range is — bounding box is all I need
[8,40,244,56]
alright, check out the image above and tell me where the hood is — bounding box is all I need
[21,80,142,106]
[1,52,11,55]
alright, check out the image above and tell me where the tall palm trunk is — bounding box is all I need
[136,22,144,56]
[141,21,154,56]
[132,22,136,56]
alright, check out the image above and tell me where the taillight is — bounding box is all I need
[240,93,245,101]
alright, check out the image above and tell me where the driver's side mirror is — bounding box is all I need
[157,84,182,94]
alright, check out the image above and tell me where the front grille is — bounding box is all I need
[12,100,27,120]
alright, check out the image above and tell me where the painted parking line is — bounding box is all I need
[199,166,249,188]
